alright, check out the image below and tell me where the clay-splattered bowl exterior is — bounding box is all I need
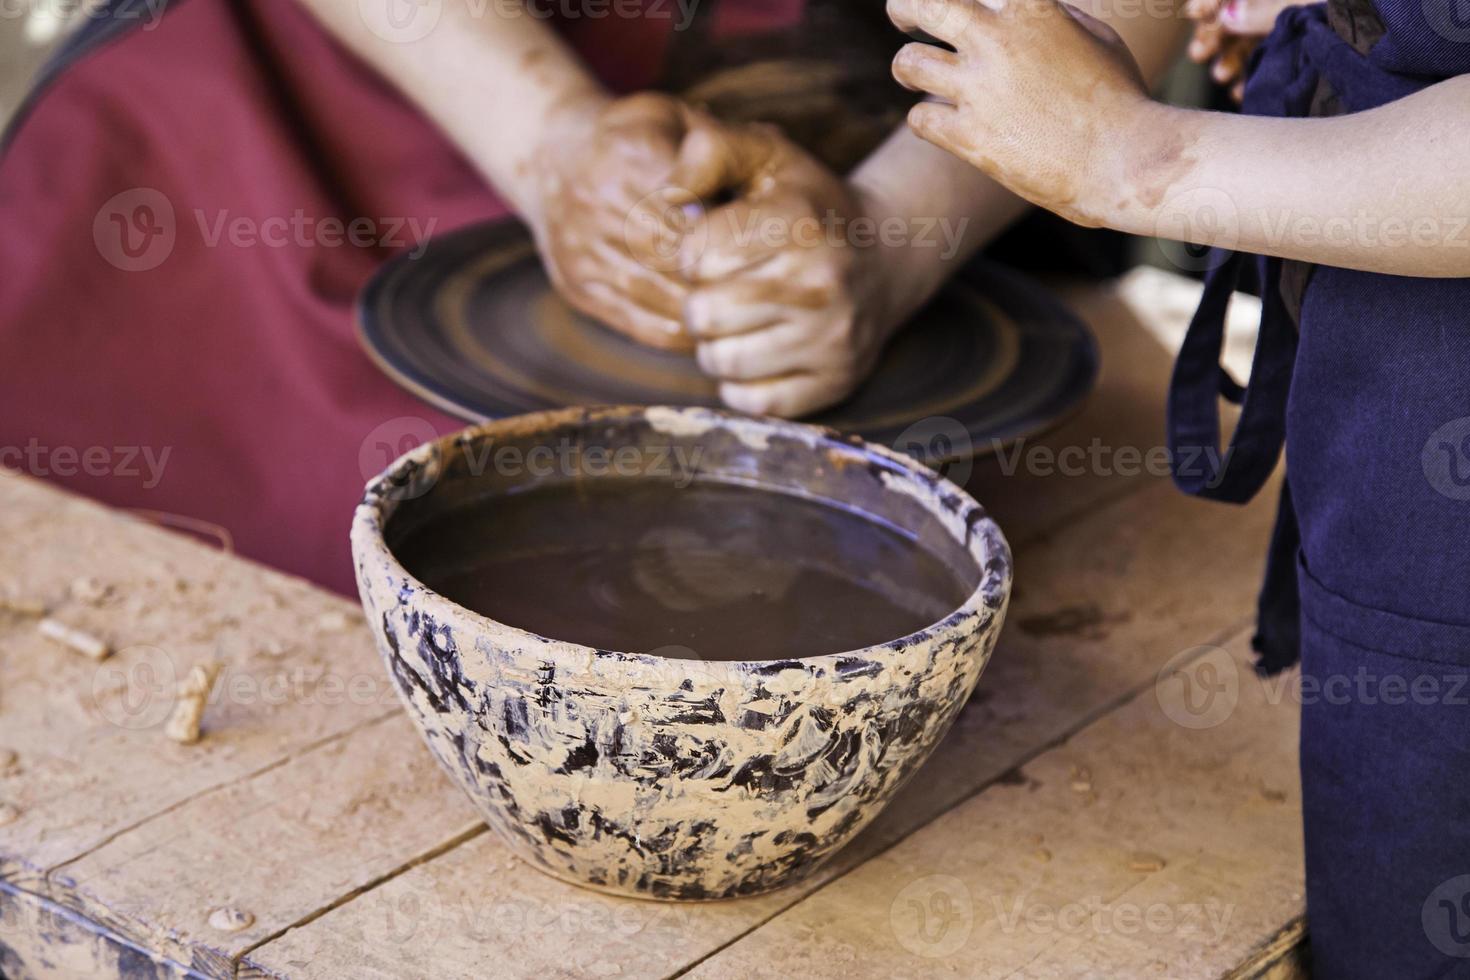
[350,406,1010,901]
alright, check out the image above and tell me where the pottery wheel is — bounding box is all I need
[357,221,1098,462]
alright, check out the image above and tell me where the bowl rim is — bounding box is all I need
[350,405,1011,670]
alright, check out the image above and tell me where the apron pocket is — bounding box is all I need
[1299,557,1470,669]
[1295,555,1470,979]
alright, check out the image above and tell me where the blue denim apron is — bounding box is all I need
[1169,1,1470,974]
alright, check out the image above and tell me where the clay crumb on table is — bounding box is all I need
[165,662,222,745]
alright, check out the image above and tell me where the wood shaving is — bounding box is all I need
[0,596,47,617]
[1129,852,1167,873]
[38,618,111,660]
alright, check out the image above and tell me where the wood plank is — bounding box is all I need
[48,714,483,978]
[245,471,1280,979]
[0,473,393,887]
[682,631,1304,979]
[0,880,200,980]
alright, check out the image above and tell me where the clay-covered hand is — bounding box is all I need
[532,93,712,351]
[887,0,1152,228]
[671,121,905,418]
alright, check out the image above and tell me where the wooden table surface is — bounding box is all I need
[0,270,1306,980]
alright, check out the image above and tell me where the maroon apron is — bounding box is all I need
[0,0,812,593]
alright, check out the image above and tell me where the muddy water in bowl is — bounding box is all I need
[394,480,974,662]
[353,406,1010,900]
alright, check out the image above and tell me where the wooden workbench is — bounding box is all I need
[0,270,1306,979]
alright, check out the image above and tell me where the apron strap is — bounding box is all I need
[1167,251,1299,503]
[1253,479,1301,675]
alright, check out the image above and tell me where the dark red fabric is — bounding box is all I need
[0,0,800,594]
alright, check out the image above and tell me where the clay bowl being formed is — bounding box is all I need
[350,406,1011,901]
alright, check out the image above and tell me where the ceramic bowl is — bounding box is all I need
[350,406,1011,900]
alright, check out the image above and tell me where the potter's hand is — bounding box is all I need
[533,93,710,351]
[673,123,905,418]
[888,0,1151,228]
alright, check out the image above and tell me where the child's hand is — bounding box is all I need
[888,0,1153,227]
[672,122,905,418]
[1186,0,1292,103]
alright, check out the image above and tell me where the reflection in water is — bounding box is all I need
[394,479,974,661]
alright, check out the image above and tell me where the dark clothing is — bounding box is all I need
[1170,2,1470,975]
